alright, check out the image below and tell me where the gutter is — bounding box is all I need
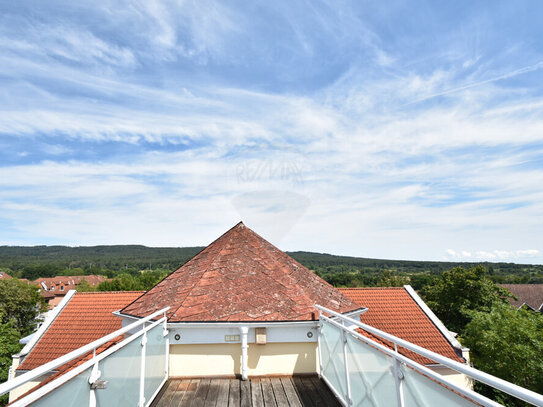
[113,311,321,328]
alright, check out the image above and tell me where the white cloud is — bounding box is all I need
[445,249,541,262]
[0,0,542,264]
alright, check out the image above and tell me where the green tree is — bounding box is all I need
[376,270,410,287]
[75,278,97,292]
[0,320,22,405]
[421,265,511,334]
[0,279,45,335]
[0,280,44,406]
[97,273,139,291]
[463,302,543,406]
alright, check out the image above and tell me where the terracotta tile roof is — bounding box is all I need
[33,275,107,292]
[122,222,360,322]
[500,284,543,311]
[339,287,464,365]
[0,271,12,279]
[18,291,143,371]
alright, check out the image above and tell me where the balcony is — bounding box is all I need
[1,306,542,407]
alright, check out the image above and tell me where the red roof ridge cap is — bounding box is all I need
[339,287,404,290]
[76,290,145,294]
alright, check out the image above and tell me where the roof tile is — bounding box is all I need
[121,222,360,322]
[339,287,464,365]
[18,291,143,371]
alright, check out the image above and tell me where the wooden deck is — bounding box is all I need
[151,376,342,407]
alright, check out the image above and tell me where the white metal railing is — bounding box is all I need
[0,307,170,407]
[315,304,543,407]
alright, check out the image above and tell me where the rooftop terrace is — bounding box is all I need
[151,377,340,407]
[2,304,542,407]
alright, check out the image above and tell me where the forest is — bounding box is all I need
[0,245,542,290]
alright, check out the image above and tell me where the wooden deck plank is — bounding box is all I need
[292,377,315,407]
[215,379,230,406]
[188,379,210,407]
[279,378,302,407]
[309,376,340,406]
[240,379,251,407]
[150,380,173,407]
[260,378,277,407]
[300,377,327,407]
[270,378,289,407]
[173,379,198,407]
[178,380,200,407]
[228,379,241,407]
[203,379,220,407]
[250,379,265,407]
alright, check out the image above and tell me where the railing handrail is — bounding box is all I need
[0,307,170,397]
[320,313,502,407]
[315,304,543,407]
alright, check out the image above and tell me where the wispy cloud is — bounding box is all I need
[446,249,541,262]
[0,0,542,263]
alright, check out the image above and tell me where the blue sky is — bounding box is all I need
[1,1,543,264]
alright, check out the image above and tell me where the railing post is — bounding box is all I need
[392,344,405,407]
[163,312,169,378]
[340,322,353,406]
[88,349,99,407]
[317,310,323,378]
[138,326,148,407]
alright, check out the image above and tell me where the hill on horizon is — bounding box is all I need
[0,244,542,287]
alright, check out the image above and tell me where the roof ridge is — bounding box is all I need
[76,290,145,294]
[339,287,404,290]
[118,226,246,317]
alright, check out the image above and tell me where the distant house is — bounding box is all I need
[339,286,471,388]
[500,284,543,312]
[0,271,12,279]
[32,275,107,308]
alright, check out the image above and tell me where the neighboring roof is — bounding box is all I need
[18,291,142,371]
[500,284,543,312]
[0,271,12,279]
[339,287,464,365]
[122,222,360,322]
[33,275,106,290]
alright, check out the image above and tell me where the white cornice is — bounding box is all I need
[403,284,464,350]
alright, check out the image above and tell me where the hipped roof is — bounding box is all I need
[121,222,360,322]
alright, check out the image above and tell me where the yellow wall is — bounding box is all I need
[169,342,318,377]
[427,366,473,390]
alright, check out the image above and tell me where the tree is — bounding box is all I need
[97,273,139,291]
[0,280,44,406]
[0,320,22,406]
[421,265,511,334]
[0,279,45,336]
[376,270,410,287]
[75,278,96,292]
[463,302,543,405]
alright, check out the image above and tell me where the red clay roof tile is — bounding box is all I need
[339,287,464,365]
[121,222,360,322]
[18,291,143,371]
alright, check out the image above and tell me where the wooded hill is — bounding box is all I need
[1,245,542,286]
